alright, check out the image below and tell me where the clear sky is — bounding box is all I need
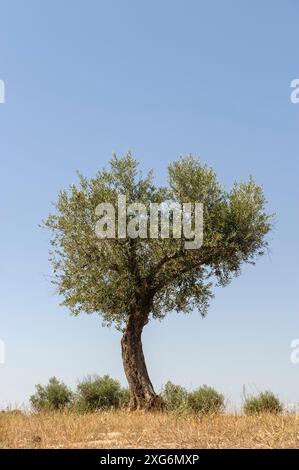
[0,0,298,409]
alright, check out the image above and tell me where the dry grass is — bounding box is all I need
[1,410,299,449]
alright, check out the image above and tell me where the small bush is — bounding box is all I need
[187,385,224,414]
[30,377,73,412]
[243,391,283,415]
[162,381,188,411]
[75,375,128,411]
[119,387,131,408]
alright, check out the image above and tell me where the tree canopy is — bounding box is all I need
[44,153,272,330]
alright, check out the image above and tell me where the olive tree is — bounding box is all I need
[44,153,271,409]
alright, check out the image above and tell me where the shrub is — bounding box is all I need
[30,377,73,412]
[75,375,128,411]
[119,387,131,408]
[187,385,224,414]
[243,391,283,415]
[162,381,188,411]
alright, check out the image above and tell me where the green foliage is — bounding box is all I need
[186,385,224,414]
[75,375,130,411]
[44,153,272,330]
[119,387,131,408]
[243,391,283,415]
[162,382,224,415]
[162,381,188,411]
[30,377,73,412]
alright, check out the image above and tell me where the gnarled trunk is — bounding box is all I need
[121,307,163,410]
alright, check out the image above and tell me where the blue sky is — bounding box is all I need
[0,0,298,408]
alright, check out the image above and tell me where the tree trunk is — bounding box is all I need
[121,307,163,410]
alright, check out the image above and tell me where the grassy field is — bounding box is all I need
[1,411,299,449]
